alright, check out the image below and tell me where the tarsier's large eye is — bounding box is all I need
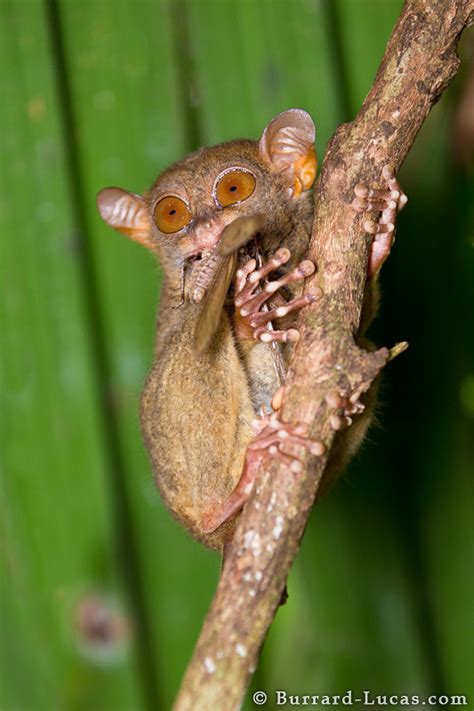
[154,196,192,233]
[215,169,256,207]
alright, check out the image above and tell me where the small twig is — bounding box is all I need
[173,2,474,709]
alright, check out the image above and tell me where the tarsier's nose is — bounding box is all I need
[192,211,235,252]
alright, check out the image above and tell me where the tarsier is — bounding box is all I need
[97,110,406,556]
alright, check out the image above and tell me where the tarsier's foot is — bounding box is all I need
[201,388,326,533]
[234,248,320,343]
[326,388,365,431]
[351,165,408,278]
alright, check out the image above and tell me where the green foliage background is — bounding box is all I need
[1,1,473,709]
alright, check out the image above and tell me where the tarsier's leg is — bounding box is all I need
[319,167,408,492]
[317,381,378,496]
[201,388,326,533]
[203,251,322,533]
[352,165,408,278]
[234,248,321,343]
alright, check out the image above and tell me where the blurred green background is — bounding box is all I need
[1,1,473,709]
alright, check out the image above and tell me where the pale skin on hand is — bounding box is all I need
[96,109,406,555]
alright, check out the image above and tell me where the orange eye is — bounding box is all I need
[154,196,192,234]
[215,170,256,207]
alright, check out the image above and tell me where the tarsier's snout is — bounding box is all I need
[181,209,237,259]
[186,213,265,307]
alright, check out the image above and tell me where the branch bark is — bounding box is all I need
[174,2,474,708]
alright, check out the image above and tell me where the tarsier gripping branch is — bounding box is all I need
[97,109,406,555]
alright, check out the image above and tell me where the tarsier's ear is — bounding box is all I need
[259,109,317,197]
[96,187,154,250]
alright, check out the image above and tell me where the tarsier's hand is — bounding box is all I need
[352,165,408,278]
[234,248,320,343]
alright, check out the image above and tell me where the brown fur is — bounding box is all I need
[140,131,314,550]
[96,110,380,552]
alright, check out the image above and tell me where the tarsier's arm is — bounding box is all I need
[96,109,406,554]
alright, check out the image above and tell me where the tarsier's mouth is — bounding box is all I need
[185,214,265,304]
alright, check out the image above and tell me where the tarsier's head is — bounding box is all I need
[97,109,316,295]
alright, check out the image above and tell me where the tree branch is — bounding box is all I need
[173,2,474,709]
